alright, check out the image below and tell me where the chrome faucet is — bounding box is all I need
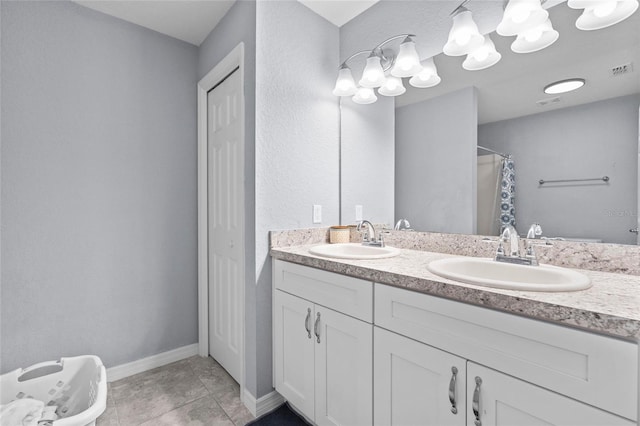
[495,224,538,266]
[526,223,543,239]
[357,220,385,247]
[501,225,520,257]
[394,219,412,231]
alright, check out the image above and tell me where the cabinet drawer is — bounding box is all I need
[274,260,373,322]
[375,284,638,421]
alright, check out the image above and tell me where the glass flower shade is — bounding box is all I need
[332,66,357,96]
[409,58,442,88]
[511,19,559,53]
[352,87,378,104]
[378,76,406,96]
[497,0,549,36]
[568,0,639,30]
[443,8,485,56]
[390,37,422,78]
[463,35,502,71]
[358,54,386,88]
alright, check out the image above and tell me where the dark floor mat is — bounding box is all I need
[245,402,311,426]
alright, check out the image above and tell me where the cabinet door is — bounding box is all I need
[274,290,315,420]
[467,362,635,426]
[374,327,466,426]
[315,307,373,426]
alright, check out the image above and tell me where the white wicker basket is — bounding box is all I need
[0,355,107,426]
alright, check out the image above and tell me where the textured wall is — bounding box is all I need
[0,1,198,372]
[395,87,478,234]
[197,0,258,397]
[255,0,340,398]
[479,94,639,244]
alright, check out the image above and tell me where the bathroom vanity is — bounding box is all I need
[271,237,640,426]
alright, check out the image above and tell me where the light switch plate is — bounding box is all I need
[355,205,363,221]
[313,205,322,224]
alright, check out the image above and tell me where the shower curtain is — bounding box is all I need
[499,157,516,232]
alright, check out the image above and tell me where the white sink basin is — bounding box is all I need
[309,243,401,260]
[427,257,591,292]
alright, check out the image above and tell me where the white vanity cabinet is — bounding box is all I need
[272,259,638,426]
[374,327,466,426]
[375,283,638,426]
[273,260,373,426]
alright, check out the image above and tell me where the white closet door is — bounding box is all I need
[208,68,243,382]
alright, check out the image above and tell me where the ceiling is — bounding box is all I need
[73,0,376,46]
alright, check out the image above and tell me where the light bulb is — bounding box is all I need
[497,0,549,36]
[409,57,441,88]
[359,54,386,88]
[352,87,378,104]
[593,0,617,17]
[455,31,472,46]
[391,36,422,78]
[443,8,485,56]
[511,19,559,53]
[511,6,530,23]
[472,47,490,61]
[332,66,357,97]
[463,35,501,71]
[524,28,543,42]
[378,76,406,96]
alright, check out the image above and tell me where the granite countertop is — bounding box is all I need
[271,244,640,342]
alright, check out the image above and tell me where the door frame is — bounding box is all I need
[197,43,245,394]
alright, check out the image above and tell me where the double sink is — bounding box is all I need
[308,243,591,292]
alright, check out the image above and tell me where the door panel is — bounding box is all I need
[467,362,635,426]
[208,69,243,382]
[274,290,315,420]
[374,327,466,426]
[315,307,373,426]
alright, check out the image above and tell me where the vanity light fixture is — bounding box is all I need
[359,52,387,88]
[334,34,429,104]
[568,0,639,30]
[511,19,559,53]
[443,6,485,56]
[332,64,357,96]
[409,57,442,88]
[544,78,585,94]
[463,34,502,70]
[497,0,549,36]
[352,86,378,104]
[390,36,422,77]
[378,75,407,96]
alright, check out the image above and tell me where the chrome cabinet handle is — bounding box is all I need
[473,376,482,426]
[314,312,321,343]
[304,308,312,339]
[630,228,639,235]
[448,366,458,414]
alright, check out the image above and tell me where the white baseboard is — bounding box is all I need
[106,343,199,382]
[242,389,285,418]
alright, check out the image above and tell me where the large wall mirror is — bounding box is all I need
[339,0,640,245]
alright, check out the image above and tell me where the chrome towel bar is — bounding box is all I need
[539,176,609,185]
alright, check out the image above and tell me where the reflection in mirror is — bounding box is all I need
[339,1,639,245]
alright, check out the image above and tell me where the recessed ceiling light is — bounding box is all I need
[544,78,586,94]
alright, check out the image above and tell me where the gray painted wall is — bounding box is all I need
[479,94,639,244]
[340,96,395,226]
[255,0,340,398]
[395,87,478,233]
[1,1,198,372]
[196,0,259,397]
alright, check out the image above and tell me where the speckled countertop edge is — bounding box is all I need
[270,244,640,342]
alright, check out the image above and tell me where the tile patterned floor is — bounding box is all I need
[97,356,255,426]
